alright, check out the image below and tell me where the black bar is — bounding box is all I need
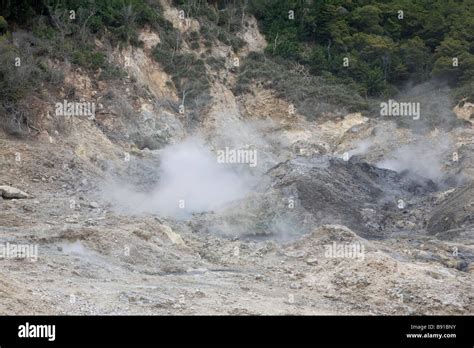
[0,316,472,346]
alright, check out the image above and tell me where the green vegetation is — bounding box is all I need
[0,35,51,135]
[234,52,368,119]
[172,0,246,52]
[0,15,7,32]
[152,27,212,120]
[1,0,166,41]
[248,0,474,100]
[1,0,473,135]
[1,0,169,73]
[0,0,168,135]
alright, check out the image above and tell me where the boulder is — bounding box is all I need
[0,185,29,199]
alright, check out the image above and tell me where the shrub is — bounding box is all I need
[453,82,474,104]
[234,53,368,120]
[206,56,226,71]
[0,16,7,33]
[0,39,45,101]
[0,38,52,135]
[72,49,106,70]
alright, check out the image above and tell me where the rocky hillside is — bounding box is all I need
[0,0,473,315]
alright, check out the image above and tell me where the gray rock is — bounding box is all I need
[305,257,319,265]
[268,156,436,238]
[427,183,474,236]
[0,185,29,199]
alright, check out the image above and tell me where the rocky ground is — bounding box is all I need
[1,111,472,315]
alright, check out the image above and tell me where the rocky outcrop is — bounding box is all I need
[267,155,436,238]
[427,182,474,236]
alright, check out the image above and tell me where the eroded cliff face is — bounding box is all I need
[0,0,472,315]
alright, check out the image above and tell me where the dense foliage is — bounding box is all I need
[248,0,474,98]
[0,0,167,135]
[0,0,472,135]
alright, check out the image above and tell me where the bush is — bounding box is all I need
[248,0,474,102]
[206,56,226,71]
[0,16,7,33]
[234,53,368,120]
[72,49,106,70]
[452,82,474,104]
[0,38,52,135]
[172,0,246,53]
[0,39,46,101]
[153,30,212,106]
[100,63,127,80]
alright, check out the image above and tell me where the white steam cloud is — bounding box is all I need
[104,137,253,218]
[376,137,452,183]
[347,138,374,158]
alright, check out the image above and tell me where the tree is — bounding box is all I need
[432,37,469,83]
[399,36,431,82]
[350,5,383,35]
